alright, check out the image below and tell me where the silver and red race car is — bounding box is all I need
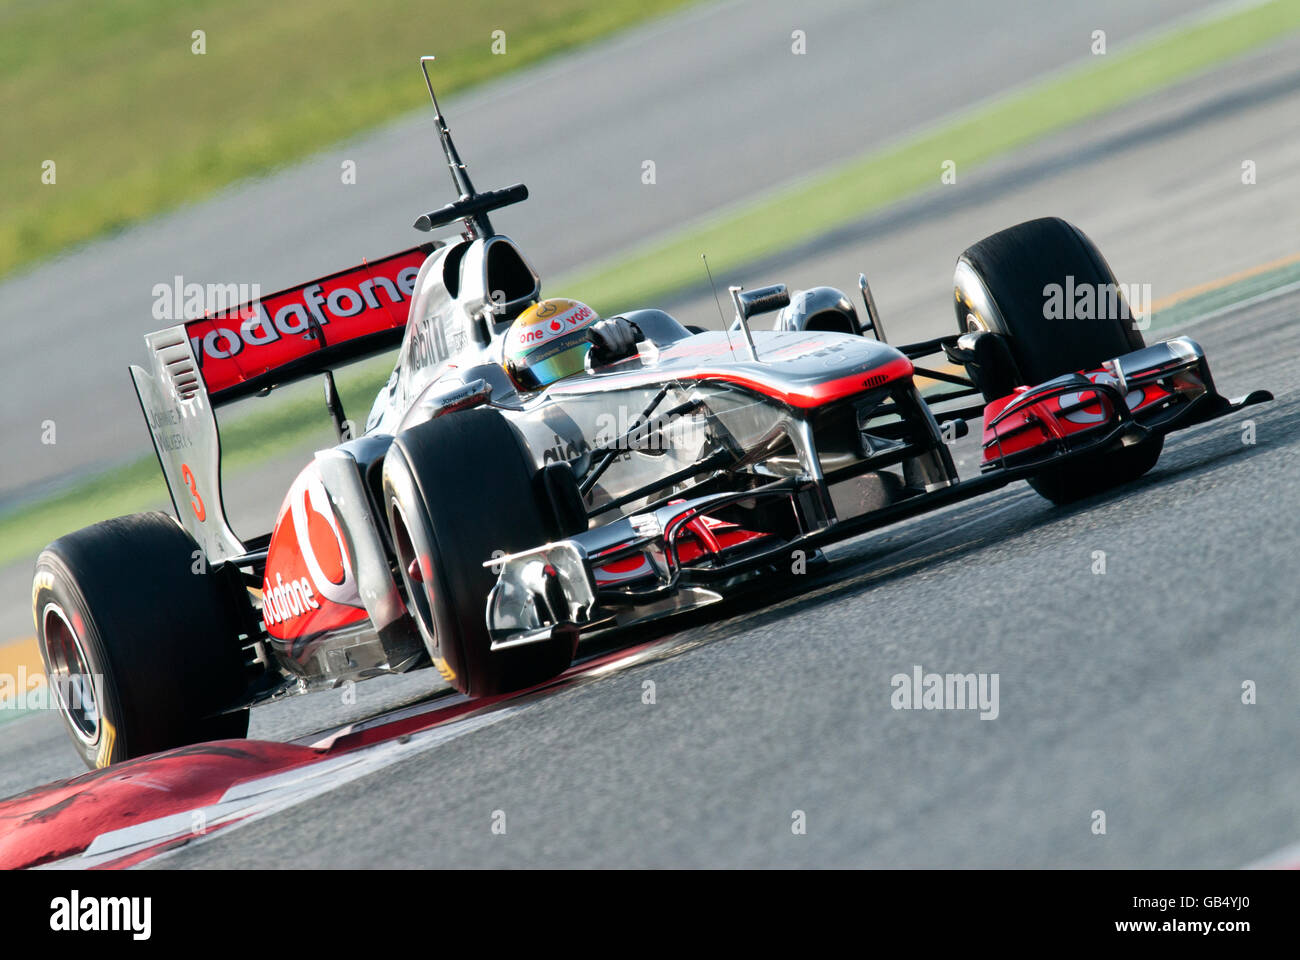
[33,60,1271,767]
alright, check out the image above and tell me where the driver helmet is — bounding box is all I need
[502,298,599,391]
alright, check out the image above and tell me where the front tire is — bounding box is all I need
[954,216,1162,504]
[33,512,250,768]
[383,409,576,697]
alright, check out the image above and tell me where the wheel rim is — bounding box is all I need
[41,602,101,745]
[390,499,437,650]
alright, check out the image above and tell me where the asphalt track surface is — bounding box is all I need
[2,3,1298,866]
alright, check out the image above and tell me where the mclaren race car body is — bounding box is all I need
[32,58,1272,768]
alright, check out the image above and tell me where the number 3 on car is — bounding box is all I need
[181,463,205,522]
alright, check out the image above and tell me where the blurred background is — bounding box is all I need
[2,0,1298,866]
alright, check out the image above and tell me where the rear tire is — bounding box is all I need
[954,216,1162,504]
[383,409,575,697]
[33,512,250,769]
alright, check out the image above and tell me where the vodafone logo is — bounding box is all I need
[185,253,423,365]
[290,472,357,604]
[192,270,420,362]
[261,464,367,636]
[509,299,596,351]
[261,572,320,626]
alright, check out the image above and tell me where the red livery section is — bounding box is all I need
[591,507,771,585]
[981,368,1174,465]
[263,464,368,656]
[742,354,915,408]
[184,245,431,400]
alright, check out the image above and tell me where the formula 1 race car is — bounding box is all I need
[33,59,1272,767]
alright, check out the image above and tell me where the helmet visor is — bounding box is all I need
[510,338,591,391]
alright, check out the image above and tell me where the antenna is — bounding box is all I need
[418,55,496,238]
[701,253,735,355]
[410,56,528,240]
[421,56,476,199]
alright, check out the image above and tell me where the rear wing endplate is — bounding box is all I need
[131,330,246,562]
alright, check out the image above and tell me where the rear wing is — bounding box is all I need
[183,243,437,405]
[130,244,437,562]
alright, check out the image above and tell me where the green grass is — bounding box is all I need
[557,0,1300,315]
[0,0,696,279]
